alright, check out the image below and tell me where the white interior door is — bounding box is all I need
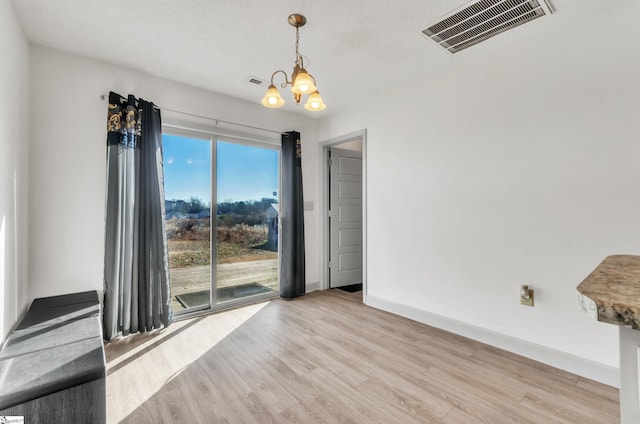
[329,147,363,288]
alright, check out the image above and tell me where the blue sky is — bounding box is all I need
[162,134,279,204]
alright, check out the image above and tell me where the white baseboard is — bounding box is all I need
[365,295,619,388]
[306,281,320,293]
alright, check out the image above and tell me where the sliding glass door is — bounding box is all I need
[214,140,279,304]
[163,133,212,312]
[163,130,280,314]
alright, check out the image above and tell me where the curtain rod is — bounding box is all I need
[100,94,284,135]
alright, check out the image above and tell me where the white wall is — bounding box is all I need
[0,0,30,343]
[22,0,638,385]
[320,1,640,378]
[28,45,321,301]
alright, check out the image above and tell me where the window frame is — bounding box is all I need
[162,122,282,319]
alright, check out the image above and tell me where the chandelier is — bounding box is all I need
[261,14,326,112]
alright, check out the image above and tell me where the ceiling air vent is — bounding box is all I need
[248,76,266,85]
[421,0,553,54]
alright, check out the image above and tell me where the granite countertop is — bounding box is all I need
[577,255,640,329]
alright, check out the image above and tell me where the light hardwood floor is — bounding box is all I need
[105,289,619,423]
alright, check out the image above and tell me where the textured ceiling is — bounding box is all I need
[11,0,619,116]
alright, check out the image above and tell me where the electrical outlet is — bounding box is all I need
[521,286,534,307]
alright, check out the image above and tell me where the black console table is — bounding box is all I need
[0,291,106,423]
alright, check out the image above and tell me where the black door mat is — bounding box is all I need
[175,283,273,308]
[336,283,362,293]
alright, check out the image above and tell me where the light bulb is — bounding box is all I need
[292,70,316,95]
[261,84,285,108]
[304,90,326,111]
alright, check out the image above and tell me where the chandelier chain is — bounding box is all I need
[295,26,301,66]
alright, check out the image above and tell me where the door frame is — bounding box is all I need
[319,129,367,299]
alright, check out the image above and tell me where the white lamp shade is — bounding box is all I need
[261,85,285,108]
[304,91,326,111]
[292,70,316,95]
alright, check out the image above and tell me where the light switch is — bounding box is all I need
[304,201,314,211]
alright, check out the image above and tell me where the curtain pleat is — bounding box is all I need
[280,131,306,299]
[103,91,171,340]
[103,138,120,337]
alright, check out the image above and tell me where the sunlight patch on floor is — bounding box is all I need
[105,300,269,423]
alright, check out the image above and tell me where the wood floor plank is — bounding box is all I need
[521,381,620,424]
[424,366,542,424]
[214,342,300,416]
[472,344,580,387]
[105,289,619,423]
[355,376,451,422]
[440,407,489,424]
[279,402,328,424]
[519,391,620,424]
[577,376,620,403]
[304,367,426,424]
[297,395,359,424]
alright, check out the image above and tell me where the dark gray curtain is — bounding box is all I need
[280,131,306,298]
[103,91,171,340]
